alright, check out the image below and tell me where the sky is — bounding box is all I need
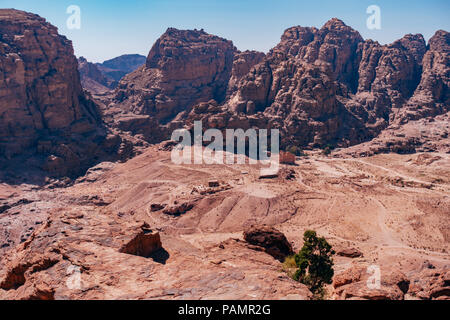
[1,0,449,63]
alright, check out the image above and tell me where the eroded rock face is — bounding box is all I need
[336,248,363,258]
[332,264,410,300]
[97,20,449,153]
[113,28,235,124]
[78,57,116,94]
[243,225,294,261]
[408,268,450,300]
[78,54,147,94]
[0,9,124,177]
[118,223,162,258]
[401,30,450,121]
[226,50,265,99]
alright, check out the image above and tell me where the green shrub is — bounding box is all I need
[321,144,335,156]
[293,230,335,295]
[287,145,306,157]
[322,146,332,156]
[281,255,298,279]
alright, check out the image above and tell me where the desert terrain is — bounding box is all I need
[0,9,449,300]
[0,147,448,300]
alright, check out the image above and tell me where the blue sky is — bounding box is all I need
[1,0,449,63]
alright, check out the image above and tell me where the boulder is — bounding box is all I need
[119,223,162,258]
[280,152,296,165]
[337,248,363,258]
[243,225,294,261]
[333,264,410,300]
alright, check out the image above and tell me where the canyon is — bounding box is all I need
[0,8,448,300]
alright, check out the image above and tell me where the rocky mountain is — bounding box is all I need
[102,19,448,154]
[117,28,235,121]
[98,54,146,80]
[78,54,146,94]
[78,57,115,94]
[0,9,132,178]
[101,28,235,143]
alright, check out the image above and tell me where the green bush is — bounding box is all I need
[322,144,334,156]
[322,147,332,156]
[287,145,306,157]
[293,230,335,295]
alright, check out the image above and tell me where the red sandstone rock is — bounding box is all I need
[119,223,162,258]
[243,225,294,261]
[78,57,115,94]
[113,28,235,123]
[0,9,129,177]
[280,152,296,165]
[337,248,363,258]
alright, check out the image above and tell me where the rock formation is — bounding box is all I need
[113,28,235,123]
[243,225,294,261]
[78,57,116,94]
[118,223,162,258]
[78,54,146,94]
[0,9,449,301]
[0,9,131,177]
[105,19,448,154]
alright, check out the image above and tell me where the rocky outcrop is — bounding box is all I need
[113,28,235,123]
[78,57,116,94]
[118,223,162,258]
[0,9,132,177]
[333,263,450,300]
[97,54,146,81]
[225,19,446,150]
[227,50,265,98]
[243,225,294,261]
[336,248,363,258]
[91,20,450,154]
[400,30,450,121]
[108,19,447,154]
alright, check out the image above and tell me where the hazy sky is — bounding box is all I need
[2,0,449,63]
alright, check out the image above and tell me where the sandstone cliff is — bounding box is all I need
[106,20,448,153]
[114,28,235,122]
[0,9,129,177]
[78,57,115,94]
[79,54,147,94]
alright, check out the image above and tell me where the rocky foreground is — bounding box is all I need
[0,148,449,300]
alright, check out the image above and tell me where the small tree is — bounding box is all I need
[322,144,334,156]
[287,145,306,157]
[322,146,332,156]
[293,230,335,295]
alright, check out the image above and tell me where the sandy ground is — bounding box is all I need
[0,147,448,299]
